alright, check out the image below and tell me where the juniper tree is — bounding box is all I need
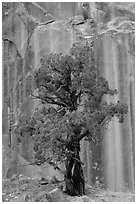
[15,41,128,196]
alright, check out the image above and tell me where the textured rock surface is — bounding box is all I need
[2,2,135,192]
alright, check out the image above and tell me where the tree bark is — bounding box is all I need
[64,138,85,196]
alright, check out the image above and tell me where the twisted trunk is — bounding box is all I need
[64,138,85,196]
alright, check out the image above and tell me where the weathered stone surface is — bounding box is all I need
[3,11,27,58]
[36,2,79,20]
[23,2,53,23]
[30,21,74,68]
[5,149,44,179]
[2,2,135,193]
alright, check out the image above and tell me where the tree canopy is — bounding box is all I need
[15,41,128,167]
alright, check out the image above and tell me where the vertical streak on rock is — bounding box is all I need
[13,57,17,121]
[102,33,116,191]
[111,38,124,191]
[49,27,55,53]
[102,32,134,191]
[125,35,135,190]
[31,29,40,111]
[3,42,9,135]
[2,41,5,132]
[33,29,40,67]
[117,34,134,191]
[125,35,135,172]
[12,57,19,155]
[3,40,11,172]
[6,43,11,147]
[21,20,26,105]
[127,39,135,179]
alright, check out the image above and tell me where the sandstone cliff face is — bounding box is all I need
[2,2,134,192]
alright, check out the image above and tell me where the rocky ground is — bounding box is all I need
[2,176,135,202]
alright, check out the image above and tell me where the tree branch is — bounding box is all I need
[39,84,71,107]
[77,129,90,141]
[30,93,67,107]
[99,115,111,126]
[56,83,68,93]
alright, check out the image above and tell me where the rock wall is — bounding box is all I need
[2,2,135,192]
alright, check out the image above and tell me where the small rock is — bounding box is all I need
[40,181,48,185]
[111,194,116,197]
[94,180,101,189]
[101,198,107,202]
[19,174,22,179]
[46,188,66,202]
[5,198,9,201]
[14,196,19,199]
[24,195,30,202]
[39,177,49,185]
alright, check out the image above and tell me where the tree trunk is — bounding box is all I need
[64,139,85,196]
